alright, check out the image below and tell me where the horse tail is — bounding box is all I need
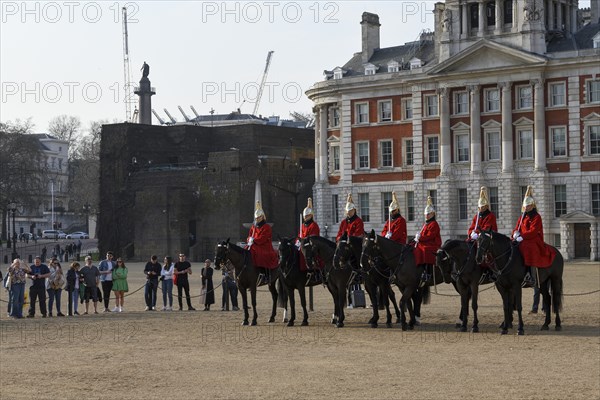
[277,278,288,309]
[421,285,431,305]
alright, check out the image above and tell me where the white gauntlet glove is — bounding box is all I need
[247,237,254,245]
[512,231,520,240]
[470,232,479,240]
[295,240,301,250]
[414,233,420,243]
[385,232,392,239]
[516,236,523,243]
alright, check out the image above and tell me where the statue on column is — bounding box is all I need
[141,62,150,78]
[442,9,452,32]
[523,0,542,21]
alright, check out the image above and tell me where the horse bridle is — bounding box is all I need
[477,232,514,276]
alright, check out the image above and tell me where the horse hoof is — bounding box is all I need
[386,323,392,329]
[242,321,249,326]
[517,329,524,336]
[471,326,479,333]
[287,321,294,327]
[407,324,414,331]
[455,323,462,329]
[501,329,508,335]
[283,318,289,323]
[336,322,344,328]
[460,326,467,333]
[540,325,549,331]
[268,317,275,323]
[555,325,562,331]
[331,319,337,325]
[301,321,309,326]
[251,320,257,326]
[370,323,378,328]
[401,324,407,331]
[368,317,375,324]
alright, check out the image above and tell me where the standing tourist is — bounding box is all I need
[98,251,115,312]
[66,262,81,316]
[201,259,215,311]
[8,259,29,318]
[46,259,65,317]
[80,256,100,314]
[112,258,129,312]
[144,255,162,311]
[26,256,51,318]
[160,256,174,311]
[174,254,195,311]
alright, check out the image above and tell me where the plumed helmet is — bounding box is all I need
[478,186,490,208]
[521,185,535,211]
[388,191,400,213]
[303,198,313,218]
[254,200,265,219]
[424,196,435,215]
[345,193,356,212]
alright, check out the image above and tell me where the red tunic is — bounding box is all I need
[300,220,320,238]
[336,215,365,241]
[246,222,278,269]
[467,210,498,236]
[381,215,407,244]
[298,220,323,271]
[512,210,555,268]
[414,219,442,265]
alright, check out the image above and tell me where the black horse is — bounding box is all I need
[278,237,323,327]
[476,230,564,333]
[475,230,526,334]
[361,230,439,330]
[214,239,281,326]
[301,236,353,328]
[335,234,402,328]
[436,239,493,333]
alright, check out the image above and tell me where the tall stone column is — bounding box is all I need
[469,85,482,173]
[462,4,468,38]
[591,222,598,261]
[318,105,328,182]
[439,88,451,175]
[495,0,503,34]
[532,79,546,171]
[478,0,486,36]
[547,0,554,30]
[556,0,562,29]
[500,82,513,172]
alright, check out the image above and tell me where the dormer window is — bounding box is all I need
[387,61,399,73]
[409,58,422,70]
[333,67,344,80]
[364,63,378,75]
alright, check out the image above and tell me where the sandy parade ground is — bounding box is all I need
[0,258,598,400]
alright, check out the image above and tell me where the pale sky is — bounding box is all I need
[0,1,591,132]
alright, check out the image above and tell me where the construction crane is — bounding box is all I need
[152,109,166,125]
[178,106,191,122]
[164,108,177,124]
[190,106,201,118]
[122,7,135,122]
[253,50,274,116]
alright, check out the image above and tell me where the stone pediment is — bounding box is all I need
[559,210,598,222]
[429,39,547,75]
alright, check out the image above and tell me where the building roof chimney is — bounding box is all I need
[361,12,380,63]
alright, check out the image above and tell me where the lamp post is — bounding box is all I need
[8,201,18,260]
[324,224,329,240]
[50,179,55,229]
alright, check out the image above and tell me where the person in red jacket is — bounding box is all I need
[512,186,556,288]
[246,201,278,285]
[467,187,498,281]
[467,187,498,240]
[381,191,407,244]
[297,198,323,279]
[336,193,365,242]
[413,196,442,284]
